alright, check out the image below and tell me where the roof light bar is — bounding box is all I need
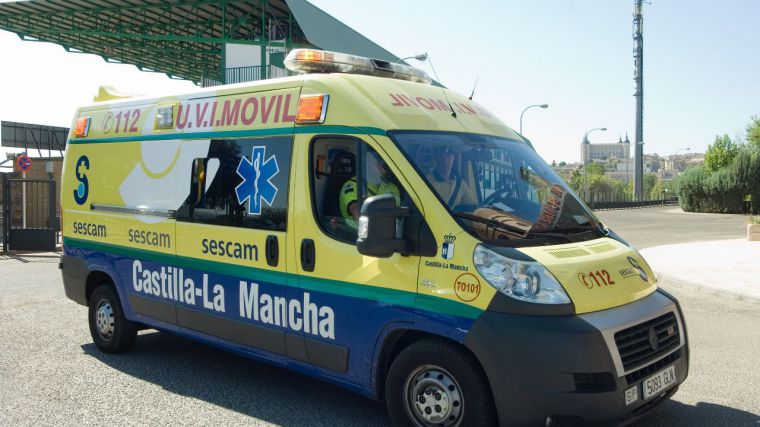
[284,49,432,85]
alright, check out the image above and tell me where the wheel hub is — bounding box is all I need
[95,300,115,340]
[405,366,463,426]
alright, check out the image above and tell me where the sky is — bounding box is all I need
[0,0,758,164]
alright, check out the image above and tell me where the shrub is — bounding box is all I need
[678,147,760,214]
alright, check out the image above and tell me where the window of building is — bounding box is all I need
[178,136,292,231]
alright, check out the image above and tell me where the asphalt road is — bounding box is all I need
[1,208,758,426]
[595,206,747,249]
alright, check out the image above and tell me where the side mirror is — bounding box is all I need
[356,194,409,258]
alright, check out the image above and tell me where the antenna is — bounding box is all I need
[425,53,442,84]
[469,77,479,100]
[423,53,457,118]
[633,0,645,200]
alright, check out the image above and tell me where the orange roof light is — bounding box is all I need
[296,94,329,124]
[293,49,326,63]
[74,117,90,138]
[284,48,432,84]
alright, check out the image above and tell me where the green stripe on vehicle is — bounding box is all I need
[63,237,482,319]
[67,125,386,144]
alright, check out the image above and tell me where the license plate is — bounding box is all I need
[624,386,639,406]
[642,365,676,400]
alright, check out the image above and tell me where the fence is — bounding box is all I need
[202,65,291,87]
[583,193,679,210]
[0,174,4,248]
[3,178,57,251]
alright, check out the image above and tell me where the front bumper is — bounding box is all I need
[464,290,689,426]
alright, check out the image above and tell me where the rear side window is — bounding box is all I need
[179,136,292,231]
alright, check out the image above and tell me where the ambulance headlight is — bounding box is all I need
[473,245,571,304]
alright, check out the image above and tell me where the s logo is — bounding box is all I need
[627,256,648,282]
[74,155,90,205]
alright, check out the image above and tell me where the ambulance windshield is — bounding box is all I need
[391,131,605,245]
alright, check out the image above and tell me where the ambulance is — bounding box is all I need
[60,49,688,426]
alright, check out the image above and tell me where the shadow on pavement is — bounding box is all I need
[634,399,759,426]
[80,331,759,426]
[0,252,60,263]
[81,331,389,426]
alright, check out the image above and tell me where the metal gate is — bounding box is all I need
[3,178,56,251]
[0,174,5,250]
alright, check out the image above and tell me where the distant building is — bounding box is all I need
[662,153,704,172]
[581,134,631,164]
[643,154,660,173]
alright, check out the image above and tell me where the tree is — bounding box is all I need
[732,147,760,214]
[644,173,658,197]
[746,116,760,150]
[586,162,606,176]
[559,161,567,167]
[568,169,583,193]
[704,134,740,172]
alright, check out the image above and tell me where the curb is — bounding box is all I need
[654,272,760,305]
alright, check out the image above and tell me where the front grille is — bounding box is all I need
[573,372,616,392]
[615,312,680,372]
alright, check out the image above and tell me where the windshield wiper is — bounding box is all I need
[454,212,569,242]
[453,212,528,236]
[530,224,603,238]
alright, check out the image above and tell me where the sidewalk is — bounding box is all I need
[640,239,760,303]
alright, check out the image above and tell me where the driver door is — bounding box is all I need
[289,132,422,382]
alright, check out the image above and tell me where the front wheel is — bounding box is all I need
[385,339,496,427]
[88,284,137,353]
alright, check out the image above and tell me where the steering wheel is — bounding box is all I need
[483,187,517,206]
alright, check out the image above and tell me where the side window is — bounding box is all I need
[178,136,292,231]
[311,137,407,242]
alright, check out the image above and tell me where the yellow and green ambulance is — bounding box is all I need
[61,49,689,426]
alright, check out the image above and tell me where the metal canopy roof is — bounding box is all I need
[286,0,401,63]
[0,0,403,85]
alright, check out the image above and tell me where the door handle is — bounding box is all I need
[300,239,315,272]
[265,235,279,267]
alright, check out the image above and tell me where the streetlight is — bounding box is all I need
[582,127,607,201]
[398,52,441,83]
[583,127,607,144]
[398,53,428,63]
[519,104,549,135]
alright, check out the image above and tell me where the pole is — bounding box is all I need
[22,171,26,229]
[633,0,645,200]
[584,164,588,202]
[582,127,606,202]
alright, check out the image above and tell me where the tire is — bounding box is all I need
[385,339,497,427]
[88,284,137,354]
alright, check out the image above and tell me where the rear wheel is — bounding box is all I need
[88,284,136,353]
[385,339,496,427]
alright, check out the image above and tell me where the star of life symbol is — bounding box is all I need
[441,234,456,260]
[235,146,279,215]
